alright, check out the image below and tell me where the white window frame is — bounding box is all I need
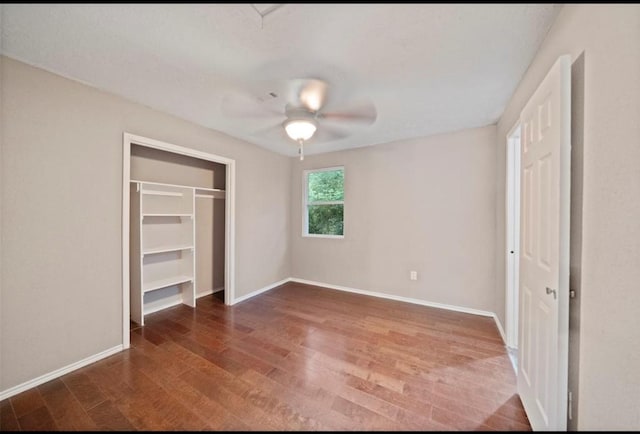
[302,166,345,239]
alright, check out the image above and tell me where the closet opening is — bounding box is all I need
[122,133,235,349]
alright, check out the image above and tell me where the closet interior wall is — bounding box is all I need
[196,163,226,297]
[130,144,226,319]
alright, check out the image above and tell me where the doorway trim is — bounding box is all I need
[121,133,236,349]
[505,122,521,349]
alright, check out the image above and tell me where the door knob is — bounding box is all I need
[546,287,557,299]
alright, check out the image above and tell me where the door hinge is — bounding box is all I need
[568,391,573,420]
[570,289,576,299]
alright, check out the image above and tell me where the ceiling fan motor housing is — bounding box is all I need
[285,105,318,120]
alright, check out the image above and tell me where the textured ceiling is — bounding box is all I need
[0,4,561,156]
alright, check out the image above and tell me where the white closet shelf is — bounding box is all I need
[195,190,226,199]
[143,275,193,293]
[142,245,194,255]
[132,179,225,193]
[142,190,184,197]
[142,213,193,218]
[195,187,225,193]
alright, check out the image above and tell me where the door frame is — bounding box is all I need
[121,133,236,349]
[505,122,522,349]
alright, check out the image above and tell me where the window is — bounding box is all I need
[303,167,344,237]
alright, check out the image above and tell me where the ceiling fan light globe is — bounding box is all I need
[284,119,317,141]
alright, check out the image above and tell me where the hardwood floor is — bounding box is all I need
[0,282,530,431]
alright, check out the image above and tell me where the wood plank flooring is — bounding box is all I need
[0,282,530,431]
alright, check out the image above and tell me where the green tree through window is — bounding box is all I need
[306,168,344,236]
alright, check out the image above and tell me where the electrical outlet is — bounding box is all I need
[410,271,418,281]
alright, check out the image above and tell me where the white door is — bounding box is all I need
[518,55,571,431]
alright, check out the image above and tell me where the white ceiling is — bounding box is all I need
[0,4,561,156]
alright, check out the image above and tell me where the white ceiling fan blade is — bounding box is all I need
[220,91,284,119]
[319,101,377,125]
[310,124,350,143]
[250,121,289,139]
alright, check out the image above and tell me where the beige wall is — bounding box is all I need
[291,125,497,313]
[131,144,222,189]
[195,197,226,294]
[495,5,640,429]
[0,56,291,392]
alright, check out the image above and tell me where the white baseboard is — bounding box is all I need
[289,277,495,318]
[208,277,497,323]
[144,294,183,315]
[231,278,290,305]
[146,287,226,314]
[147,278,503,340]
[492,313,507,345]
[1,278,506,402]
[196,287,225,298]
[0,345,123,401]
[197,289,214,298]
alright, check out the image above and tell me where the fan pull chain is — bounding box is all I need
[298,139,304,161]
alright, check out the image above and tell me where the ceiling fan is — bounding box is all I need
[221,78,377,160]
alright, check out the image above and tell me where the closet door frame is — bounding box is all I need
[122,133,236,349]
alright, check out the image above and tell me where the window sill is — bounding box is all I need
[302,234,345,240]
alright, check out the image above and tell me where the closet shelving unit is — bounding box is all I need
[130,179,225,325]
